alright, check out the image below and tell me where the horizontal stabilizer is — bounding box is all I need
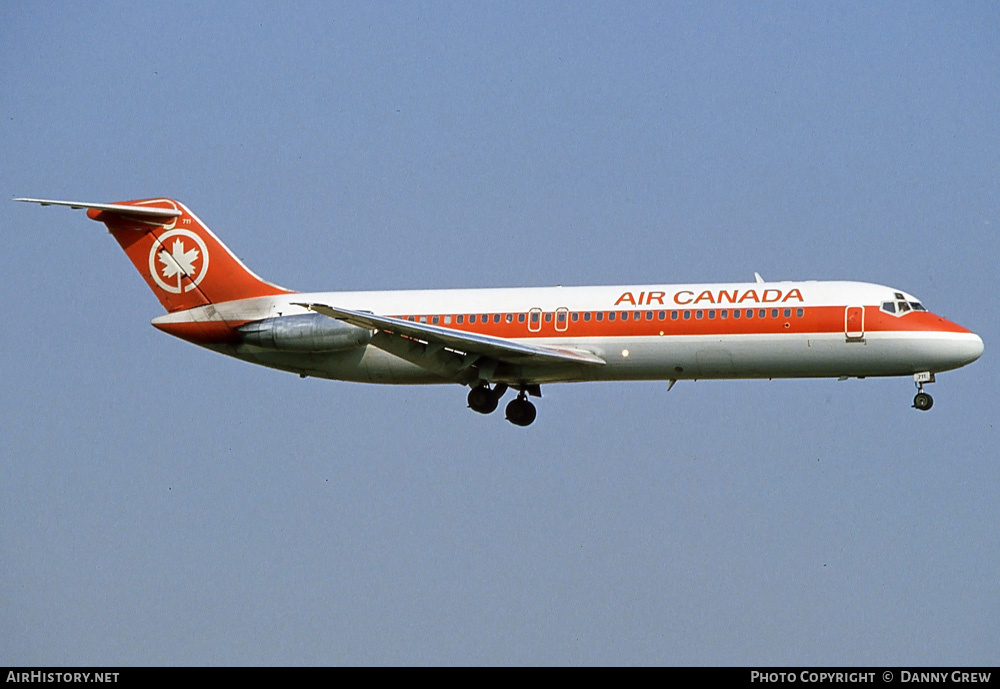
[14,197,181,219]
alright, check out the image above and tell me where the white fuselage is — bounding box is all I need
[150,280,984,386]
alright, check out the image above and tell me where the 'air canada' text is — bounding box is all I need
[615,288,805,307]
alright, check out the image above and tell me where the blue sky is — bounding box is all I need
[2,1,998,665]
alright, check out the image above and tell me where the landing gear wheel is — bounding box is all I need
[468,385,499,414]
[913,392,934,411]
[505,397,537,427]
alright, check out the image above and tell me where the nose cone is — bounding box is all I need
[962,332,985,365]
[935,330,984,371]
[929,316,984,370]
[913,317,983,372]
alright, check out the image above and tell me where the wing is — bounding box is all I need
[295,303,606,367]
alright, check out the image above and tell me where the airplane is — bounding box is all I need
[15,197,984,426]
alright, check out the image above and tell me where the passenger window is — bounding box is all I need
[469,314,476,324]
[596,312,604,322]
[584,312,591,322]
[505,313,513,323]
[759,309,766,319]
[518,313,526,323]
[771,309,779,318]
[720,310,728,319]
[646,311,653,321]
[432,316,439,324]
[609,312,616,321]
[708,310,716,319]
[457,315,464,324]
[733,310,740,319]
[659,311,666,320]
[683,311,691,320]
[544,313,552,322]
[671,311,678,320]
[746,310,753,319]
[444,315,452,324]
[796,308,804,317]
[620,312,628,321]
[696,311,703,319]
[783,309,791,318]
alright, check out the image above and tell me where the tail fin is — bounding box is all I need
[17,197,292,312]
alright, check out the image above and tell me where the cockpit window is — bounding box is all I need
[883,294,928,316]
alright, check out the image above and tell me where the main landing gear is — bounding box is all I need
[467,383,505,415]
[505,393,537,427]
[467,383,538,426]
[912,372,934,412]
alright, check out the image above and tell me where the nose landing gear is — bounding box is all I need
[913,391,933,411]
[912,372,935,411]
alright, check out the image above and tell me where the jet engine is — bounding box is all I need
[238,313,371,352]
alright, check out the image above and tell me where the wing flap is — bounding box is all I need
[295,303,605,366]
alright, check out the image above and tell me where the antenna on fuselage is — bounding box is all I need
[754,272,765,284]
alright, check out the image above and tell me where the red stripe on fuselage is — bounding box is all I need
[387,306,971,339]
[157,305,970,347]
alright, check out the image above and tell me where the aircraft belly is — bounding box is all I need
[357,347,448,384]
[542,333,954,382]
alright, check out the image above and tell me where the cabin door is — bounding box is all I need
[845,306,865,341]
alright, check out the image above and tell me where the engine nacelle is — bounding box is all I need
[239,313,371,352]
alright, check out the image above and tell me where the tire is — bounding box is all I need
[468,386,499,414]
[505,398,537,426]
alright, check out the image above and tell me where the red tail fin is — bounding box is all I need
[85,198,292,312]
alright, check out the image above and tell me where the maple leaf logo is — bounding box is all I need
[147,230,210,295]
[158,238,200,293]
